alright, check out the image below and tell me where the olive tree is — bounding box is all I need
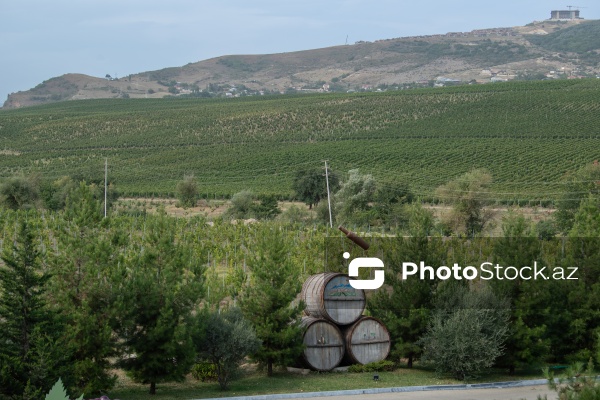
[195,308,260,390]
[420,283,509,380]
[436,168,493,237]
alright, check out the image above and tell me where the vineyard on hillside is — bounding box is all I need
[1,79,599,202]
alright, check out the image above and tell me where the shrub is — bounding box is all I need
[191,362,218,382]
[176,175,199,208]
[253,195,281,220]
[225,190,255,219]
[419,284,509,380]
[348,360,396,372]
[538,359,600,400]
[279,204,310,224]
[0,176,40,210]
[194,308,260,390]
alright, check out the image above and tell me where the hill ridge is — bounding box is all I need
[3,19,599,109]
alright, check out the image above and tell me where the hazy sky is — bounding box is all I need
[1,0,597,103]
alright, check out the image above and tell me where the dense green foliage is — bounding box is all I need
[113,213,204,395]
[194,308,260,390]
[334,169,376,226]
[0,199,599,393]
[1,80,600,202]
[0,176,40,210]
[419,284,509,380]
[554,162,600,234]
[1,154,600,396]
[293,168,339,209]
[527,20,600,54]
[370,205,442,368]
[239,228,305,376]
[223,190,281,220]
[386,39,533,66]
[436,168,493,237]
[540,356,600,400]
[176,175,199,208]
[0,222,70,399]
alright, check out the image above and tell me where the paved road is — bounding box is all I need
[306,385,554,400]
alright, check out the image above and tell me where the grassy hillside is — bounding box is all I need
[6,19,599,110]
[527,20,600,53]
[527,20,600,65]
[1,79,599,203]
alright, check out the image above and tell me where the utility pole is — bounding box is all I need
[104,158,108,218]
[324,160,333,228]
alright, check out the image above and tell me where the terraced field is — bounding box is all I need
[1,79,599,203]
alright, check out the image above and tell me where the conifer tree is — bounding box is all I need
[239,227,304,376]
[115,212,204,394]
[0,220,69,398]
[370,204,443,368]
[492,211,548,373]
[49,183,117,395]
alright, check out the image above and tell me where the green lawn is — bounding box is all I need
[107,366,545,400]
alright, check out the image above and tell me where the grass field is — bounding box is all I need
[107,366,546,400]
[1,79,600,202]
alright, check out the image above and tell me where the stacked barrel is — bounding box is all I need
[299,273,390,371]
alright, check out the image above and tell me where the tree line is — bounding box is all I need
[0,184,306,398]
[1,162,600,398]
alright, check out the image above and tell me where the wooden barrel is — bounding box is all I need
[301,316,345,371]
[344,316,391,365]
[301,273,366,325]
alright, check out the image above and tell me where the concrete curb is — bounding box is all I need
[194,378,550,400]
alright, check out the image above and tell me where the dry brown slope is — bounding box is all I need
[3,19,593,109]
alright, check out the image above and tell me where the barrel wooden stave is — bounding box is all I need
[344,316,391,365]
[301,273,366,325]
[301,316,345,371]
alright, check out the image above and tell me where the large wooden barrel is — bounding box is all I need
[344,316,391,365]
[302,273,366,325]
[301,316,345,371]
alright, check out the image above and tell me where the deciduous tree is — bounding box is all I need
[176,175,199,208]
[420,283,509,380]
[194,308,260,390]
[293,168,338,209]
[436,168,493,237]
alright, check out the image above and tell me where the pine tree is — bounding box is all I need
[491,211,549,373]
[0,219,68,398]
[115,213,204,395]
[49,183,117,395]
[239,227,304,376]
[370,204,443,368]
